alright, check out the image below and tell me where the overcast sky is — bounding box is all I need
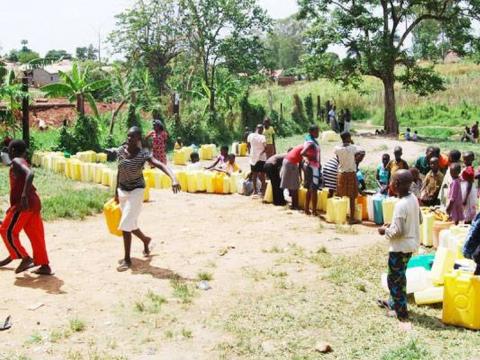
[0,0,298,58]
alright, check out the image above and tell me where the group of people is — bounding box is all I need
[326,105,353,134]
[461,121,480,143]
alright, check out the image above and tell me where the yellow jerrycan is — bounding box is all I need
[176,171,188,192]
[103,199,122,237]
[431,247,456,285]
[143,169,156,188]
[196,171,206,192]
[421,212,435,247]
[264,181,273,203]
[382,197,398,224]
[443,271,480,330]
[96,152,107,163]
[318,188,329,212]
[239,143,248,157]
[213,173,224,194]
[187,171,198,193]
[204,171,215,193]
[298,188,307,210]
[222,175,230,194]
[143,186,150,202]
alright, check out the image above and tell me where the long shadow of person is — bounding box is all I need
[14,274,66,295]
[129,257,190,281]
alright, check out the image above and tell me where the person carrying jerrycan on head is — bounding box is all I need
[378,170,422,329]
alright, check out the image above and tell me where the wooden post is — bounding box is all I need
[21,77,30,147]
[317,95,321,119]
[280,103,283,122]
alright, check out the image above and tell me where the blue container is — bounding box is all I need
[373,196,384,225]
[408,254,435,270]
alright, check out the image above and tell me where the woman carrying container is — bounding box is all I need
[116,127,180,272]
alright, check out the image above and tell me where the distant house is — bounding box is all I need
[24,59,73,87]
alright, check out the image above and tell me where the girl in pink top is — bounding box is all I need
[447,163,465,225]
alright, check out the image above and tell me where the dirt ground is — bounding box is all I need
[0,187,385,360]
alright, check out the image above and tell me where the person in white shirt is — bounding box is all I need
[334,132,359,224]
[247,124,267,196]
[378,169,422,326]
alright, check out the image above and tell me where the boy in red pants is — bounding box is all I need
[0,140,52,275]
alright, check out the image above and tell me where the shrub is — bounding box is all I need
[240,94,266,131]
[56,115,101,153]
[291,94,307,127]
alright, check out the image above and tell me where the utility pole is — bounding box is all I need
[21,77,30,147]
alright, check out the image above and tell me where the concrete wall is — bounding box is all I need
[32,69,59,87]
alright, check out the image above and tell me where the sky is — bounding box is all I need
[0,0,299,58]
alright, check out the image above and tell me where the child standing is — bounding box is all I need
[420,157,444,207]
[446,163,464,225]
[263,118,276,159]
[438,150,461,206]
[461,152,477,224]
[378,170,421,325]
[0,140,52,275]
[302,125,321,216]
[335,132,359,224]
[387,146,409,196]
[376,154,391,195]
[145,119,168,164]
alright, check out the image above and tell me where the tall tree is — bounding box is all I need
[109,0,184,96]
[180,0,271,114]
[298,0,480,134]
[45,49,73,61]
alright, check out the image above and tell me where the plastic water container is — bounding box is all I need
[443,271,480,330]
[239,143,248,157]
[71,160,82,181]
[229,173,242,194]
[102,169,112,187]
[318,189,329,212]
[373,196,384,225]
[298,188,307,210]
[421,213,435,247]
[80,163,90,182]
[382,197,398,224]
[433,222,453,248]
[232,142,239,155]
[196,172,206,192]
[96,152,107,163]
[199,146,212,161]
[176,171,188,192]
[450,225,470,259]
[431,247,456,285]
[439,229,451,248]
[143,186,150,202]
[408,254,435,270]
[161,173,172,189]
[204,172,215,193]
[356,195,368,220]
[222,175,230,194]
[103,199,122,237]
[326,197,348,224]
[367,195,375,222]
[173,149,188,166]
[415,286,444,305]
[321,130,340,143]
[187,172,198,193]
[213,173,224,194]
[143,169,156,188]
[381,267,432,294]
[264,181,273,203]
[94,165,105,184]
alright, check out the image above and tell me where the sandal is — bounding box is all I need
[32,265,54,276]
[0,256,12,267]
[117,260,131,272]
[0,316,12,331]
[143,240,156,257]
[15,257,34,274]
[376,299,392,311]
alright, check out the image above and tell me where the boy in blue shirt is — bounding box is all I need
[376,153,391,195]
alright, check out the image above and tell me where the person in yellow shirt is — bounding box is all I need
[215,154,242,176]
[174,137,183,150]
[263,118,276,158]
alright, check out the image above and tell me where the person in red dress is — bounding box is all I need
[0,140,52,275]
[146,120,168,164]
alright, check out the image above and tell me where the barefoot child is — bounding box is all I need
[302,125,321,215]
[438,150,461,206]
[409,168,422,199]
[116,127,180,272]
[461,152,477,224]
[335,132,359,224]
[447,163,464,225]
[0,140,52,275]
[378,170,421,323]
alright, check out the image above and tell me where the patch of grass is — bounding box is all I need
[69,318,86,333]
[170,278,195,304]
[335,224,358,235]
[49,328,71,343]
[242,267,267,282]
[197,272,213,281]
[135,291,167,314]
[381,339,433,360]
[0,168,111,221]
[181,328,193,339]
[262,245,283,254]
[164,330,174,339]
[25,332,43,345]
[267,269,288,278]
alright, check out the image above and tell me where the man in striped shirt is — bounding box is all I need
[322,157,339,197]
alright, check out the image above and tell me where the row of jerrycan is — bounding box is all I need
[199,144,217,161]
[143,168,242,195]
[173,147,193,166]
[231,142,248,157]
[365,195,399,225]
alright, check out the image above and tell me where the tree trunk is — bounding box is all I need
[383,76,398,135]
[209,65,216,114]
[109,99,127,135]
[76,94,85,116]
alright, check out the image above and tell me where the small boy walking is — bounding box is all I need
[0,140,52,275]
[335,132,359,224]
[378,170,421,326]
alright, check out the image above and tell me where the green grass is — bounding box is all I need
[170,278,196,304]
[217,243,480,359]
[68,318,86,333]
[0,167,111,221]
[197,272,214,281]
[135,291,168,314]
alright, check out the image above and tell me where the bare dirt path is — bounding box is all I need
[0,188,383,360]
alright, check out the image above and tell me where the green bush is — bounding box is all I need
[240,94,266,131]
[304,94,314,122]
[291,94,307,127]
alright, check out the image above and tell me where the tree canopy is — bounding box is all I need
[298,0,480,134]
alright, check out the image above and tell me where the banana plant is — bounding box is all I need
[41,63,110,119]
[0,70,27,137]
